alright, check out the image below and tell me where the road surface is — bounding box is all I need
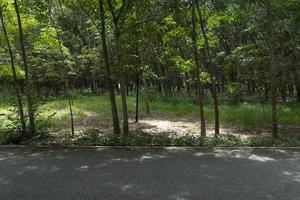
[0,147,299,200]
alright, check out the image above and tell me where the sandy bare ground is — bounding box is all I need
[129,119,272,140]
[68,109,300,140]
[2,108,299,141]
[133,119,300,140]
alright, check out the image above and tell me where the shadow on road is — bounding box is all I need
[0,148,299,200]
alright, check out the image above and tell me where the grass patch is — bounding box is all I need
[147,97,299,130]
[0,93,299,146]
[1,94,300,132]
[21,95,300,131]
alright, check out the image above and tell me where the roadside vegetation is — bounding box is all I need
[1,90,299,146]
[0,0,299,146]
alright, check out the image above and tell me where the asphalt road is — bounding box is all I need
[0,147,299,200]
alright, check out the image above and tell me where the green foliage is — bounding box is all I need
[33,27,68,55]
[172,56,194,73]
[142,64,158,80]
[197,31,219,48]
[200,71,213,84]
[32,27,75,83]
[0,0,299,146]
[0,64,25,80]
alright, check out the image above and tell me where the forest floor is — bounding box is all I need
[0,95,299,145]
[142,119,300,140]
[71,114,300,140]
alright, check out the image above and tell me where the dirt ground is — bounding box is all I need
[129,119,299,140]
[73,114,300,140]
[2,108,298,141]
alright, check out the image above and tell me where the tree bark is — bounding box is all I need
[295,72,300,103]
[114,24,129,135]
[211,89,220,136]
[135,68,139,123]
[14,0,36,137]
[98,0,121,134]
[143,77,150,114]
[135,47,140,123]
[266,0,278,139]
[50,0,75,137]
[271,89,278,138]
[0,8,26,135]
[65,80,75,137]
[196,1,220,136]
[191,0,206,137]
[107,0,129,135]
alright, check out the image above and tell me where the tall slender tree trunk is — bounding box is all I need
[191,0,206,137]
[271,89,278,138]
[266,0,278,139]
[295,73,300,103]
[185,73,191,96]
[139,48,150,115]
[135,61,140,123]
[14,0,36,137]
[0,8,26,135]
[65,80,75,137]
[264,84,269,101]
[211,89,220,135]
[114,25,129,135]
[196,1,219,136]
[49,1,75,137]
[106,0,130,135]
[143,76,150,114]
[98,0,120,134]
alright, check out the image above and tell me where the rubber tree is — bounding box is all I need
[196,0,220,136]
[265,0,278,138]
[0,5,26,135]
[135,48,140,123]
[191,0,206,137]
[107,0,132,135]
[98,0,121,134]
[14,0,36,137]
[49,0,75,137]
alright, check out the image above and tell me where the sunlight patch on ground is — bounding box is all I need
[194,152,205,157]
[137,119,223,137]
[121,184,134,192]
[213,149,277,162]
[138,154,168,162]
[283,171,300,183]
[248,155,275,162]
[63,118,276,141]
[135,119,253,139]
[75,165,89,172]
